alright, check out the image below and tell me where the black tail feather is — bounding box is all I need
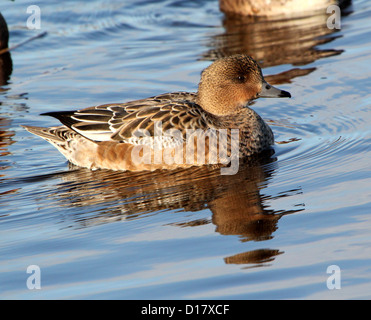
[41,111,78,128]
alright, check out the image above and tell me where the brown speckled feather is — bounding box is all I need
[23,55,291,172]
[52,92,211,147]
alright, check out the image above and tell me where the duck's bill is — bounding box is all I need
[258,81,291,98]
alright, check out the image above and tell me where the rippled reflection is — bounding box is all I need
[203,3,351,85]
[36,152,304,265]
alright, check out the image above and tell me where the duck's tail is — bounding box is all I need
[22,125,100,169]
[21,125,67,143]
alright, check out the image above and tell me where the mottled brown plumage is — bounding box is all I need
[23,55,290,172]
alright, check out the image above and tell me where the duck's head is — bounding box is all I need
[197,54,291,116]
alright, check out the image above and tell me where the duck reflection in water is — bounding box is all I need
[202,1,352,85]
[45,152,303,266]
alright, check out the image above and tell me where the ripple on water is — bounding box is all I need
[271,108,370,186]
[1,0,371,300]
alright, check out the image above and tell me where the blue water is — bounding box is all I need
[0,0,370,299]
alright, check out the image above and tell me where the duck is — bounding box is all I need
[23,54,291,172]
[0,13,9,50]
[0,12,12,85]
[219,0,346,17]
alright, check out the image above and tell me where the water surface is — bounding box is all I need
[0,0,370,299]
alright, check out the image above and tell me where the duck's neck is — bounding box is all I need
[195,89,244,116]
[206,106,256,128]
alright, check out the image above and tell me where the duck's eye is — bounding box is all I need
[236,75,246,83]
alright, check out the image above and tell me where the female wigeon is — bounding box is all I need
[220,0,344,17]
[23,55,290,172]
